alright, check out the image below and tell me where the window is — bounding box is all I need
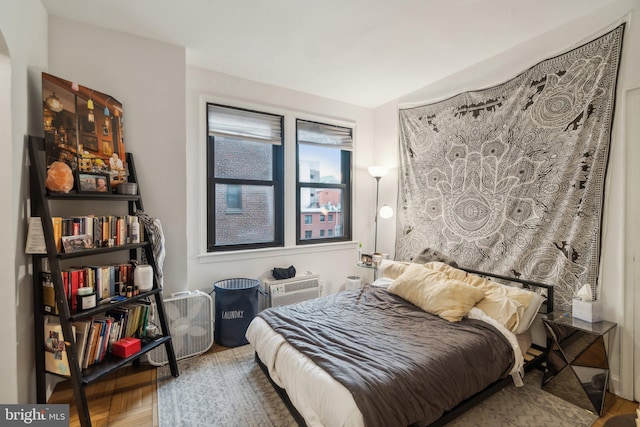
[226,185,242,212]
[320,229,325,237]
[328,213,334,222]
[206,104,284,251]
[304,215,312,225]
[296,119,352,244]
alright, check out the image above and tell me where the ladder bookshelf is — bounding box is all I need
[28,135,179,427]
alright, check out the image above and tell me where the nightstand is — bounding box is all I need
[542,313,617,415]
[356,262,379,281]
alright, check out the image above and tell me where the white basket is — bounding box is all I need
[147,290,214,366]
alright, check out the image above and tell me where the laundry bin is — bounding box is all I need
[213,278,259,347]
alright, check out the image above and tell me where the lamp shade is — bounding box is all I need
[368,166,389,178]
[45,92,63,113]
[379,205,394,219]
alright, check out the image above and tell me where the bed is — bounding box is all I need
[246,260,553,427]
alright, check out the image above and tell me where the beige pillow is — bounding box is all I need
[423,261,535,332]
[387,264,485,322]
[379,260,411,280]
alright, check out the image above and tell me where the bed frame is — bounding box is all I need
[255,266,555,427]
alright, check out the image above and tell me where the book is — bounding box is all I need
[25,217,46,254]
[72,320,92,369]
[106,308,127,342]
[98,317,112,362]
[93,216,102,248]
[42,272,58,315]
[109,265,116,297]
[101,216,109,247]
[101,266,112,299]
[68,268,80,311]
[52,217,63,252]
[44,317,75,376]
[87,323,102,368]
[82,323,98,369]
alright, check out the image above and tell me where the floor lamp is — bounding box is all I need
[368,166,393,253]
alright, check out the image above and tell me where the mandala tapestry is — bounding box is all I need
[397,25,624,311]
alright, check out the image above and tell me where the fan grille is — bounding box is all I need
[147,291,214,366]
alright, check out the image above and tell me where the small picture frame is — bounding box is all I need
[77,172,111,193]
[361,254,373,266]
[61,234,94,253]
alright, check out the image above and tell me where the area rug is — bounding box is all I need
[157,345,597,427]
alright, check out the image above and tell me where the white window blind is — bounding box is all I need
[297,120,353,151]
[208,104,282,145]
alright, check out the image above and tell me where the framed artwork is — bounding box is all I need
[79,113,95,134]
[42,72,125,174]
[76,172,110,193]
[102,140,113,156]
[81,134,99,152]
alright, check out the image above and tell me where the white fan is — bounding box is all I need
[147,290,214,366]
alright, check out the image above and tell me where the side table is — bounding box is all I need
[356,262,380,282]
[542,313,617,415]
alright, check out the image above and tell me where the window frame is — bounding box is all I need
[206,103,284,252]
[295,119,352,246]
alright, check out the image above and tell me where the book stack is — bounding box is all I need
[42,263,140,313]
[51,215,141,252]
[73,302,151,369]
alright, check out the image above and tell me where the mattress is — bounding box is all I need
[246,288,523,426]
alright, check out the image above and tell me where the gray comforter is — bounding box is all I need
[258,287,514,427]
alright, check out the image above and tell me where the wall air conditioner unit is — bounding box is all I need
[263,273,320,308]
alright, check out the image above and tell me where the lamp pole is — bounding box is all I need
[368,166,389,255]
[374,176,381,253]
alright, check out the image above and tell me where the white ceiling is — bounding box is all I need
[41,0,616,108]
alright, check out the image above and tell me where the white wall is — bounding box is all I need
[373,101,400,258]
[47,17,188,293]
[46,18,377,300]
[0,0,48,404]
[376,0,640,400]
[185,66,376,296]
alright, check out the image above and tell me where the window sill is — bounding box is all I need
[197,241,358,264]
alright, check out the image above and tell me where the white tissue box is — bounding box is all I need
[572,298,602,323]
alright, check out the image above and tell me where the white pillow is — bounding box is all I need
[513,291,544,334]
[371,277,394,288]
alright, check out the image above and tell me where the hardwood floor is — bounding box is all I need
[49,345,638,426]
[48,364,159,427]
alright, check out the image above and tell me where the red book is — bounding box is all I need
[62,271,70,305]
[78,268,86,289]
[70,269,80,311]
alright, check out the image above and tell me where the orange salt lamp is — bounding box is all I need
[45,161,74,193]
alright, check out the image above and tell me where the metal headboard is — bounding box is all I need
[457,266,554,314]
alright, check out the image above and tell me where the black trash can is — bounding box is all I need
[214,278,259,347]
